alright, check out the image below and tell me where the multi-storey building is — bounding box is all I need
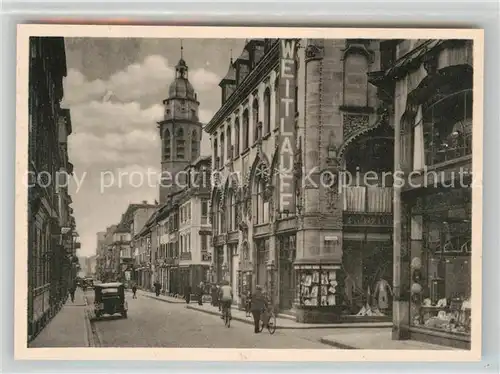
[113,202,157,284]
[205,38,395,322]
[95,231,106,280]
[153,157,212,296]
[371,39,473,349]
[27,36,78,340]
[99,225,117,282]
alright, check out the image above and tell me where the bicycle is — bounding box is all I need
[258,306,277,334]
[221,301,231,328]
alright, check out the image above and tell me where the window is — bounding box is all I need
[343,53,369,107]
[191,108,197,121]
[176,128,185,159]
[213,138,218,169]
[163,130,171,160]
[201,200,209,224]
[421,89,472,168]
[409,190,471,337]
[191,130,198,158]
[201,234,208,252]
[243,110,249,150]
[263,88,271,134]
[254,165,269,224]
[252,98,260,142]
[234,118,240,155]
[274,77,279,130]
[220,132,225,164]
[226,126,232,160]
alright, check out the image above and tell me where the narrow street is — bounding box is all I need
[85,291,332,348]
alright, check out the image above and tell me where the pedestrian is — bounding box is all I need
[69,286,76,303]
[185,284,192,304]
[250,285,268,333]
[197,281,204,306]
[154,281,161,297]
[132,284,138,299]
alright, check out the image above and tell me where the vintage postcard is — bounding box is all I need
[15,25,484,361]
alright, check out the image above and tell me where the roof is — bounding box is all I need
[168,77,196,101]
[115,203,157,233]
[94,282,123,288]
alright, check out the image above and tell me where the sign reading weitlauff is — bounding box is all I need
[278,39,297,214]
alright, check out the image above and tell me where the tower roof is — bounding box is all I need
[168,43,197,101]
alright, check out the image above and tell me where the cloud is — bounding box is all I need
[62,55,221,106]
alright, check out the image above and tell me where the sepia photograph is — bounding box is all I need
[15,26,483,361]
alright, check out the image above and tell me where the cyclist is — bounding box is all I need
[219,280,233,321]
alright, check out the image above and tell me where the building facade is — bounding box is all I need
[27,37,78,340]
[372,39,473,349]
[204,39,395,322]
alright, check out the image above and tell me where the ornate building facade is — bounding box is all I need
[372,39,473,349]
[28,37,78,340]
[205,38,395,322]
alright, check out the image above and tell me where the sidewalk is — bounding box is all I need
[127,289,190,304]
[185,302,392,330]
[320,330,462,350]
[28,289,93,348]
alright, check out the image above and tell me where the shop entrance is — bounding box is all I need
[255,238,269,289]
[278,234,296,310]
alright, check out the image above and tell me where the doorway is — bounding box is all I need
[278,234,296,310]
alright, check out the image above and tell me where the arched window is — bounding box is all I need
[252,98,260,142]
[263,88,271,135]
[213,137,218,169]
[274,76,280,130]
[163,129,171,160]
[226,126,232,160]
[243,110,249,150]
[226,188,236,232]
[220,132,225,164]
[343,53,369,107]
[234,118,240,155]
[253,164,269,224]
[176,128,185,159]
[191,130,198,159]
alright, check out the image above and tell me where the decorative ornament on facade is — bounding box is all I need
[343,114,370,140]
[305,43,325,61]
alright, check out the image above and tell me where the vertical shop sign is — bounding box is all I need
[278,39,297,212]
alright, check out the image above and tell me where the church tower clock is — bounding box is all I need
[157,47,202,203]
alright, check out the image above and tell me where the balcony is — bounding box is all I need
[343,186,393,213]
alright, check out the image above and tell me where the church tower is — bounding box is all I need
[158,44,202,203]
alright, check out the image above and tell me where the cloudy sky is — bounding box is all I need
[63,38,245,256]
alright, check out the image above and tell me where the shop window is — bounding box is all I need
[296,265,341,307]
[421,89,472,167]
[409,195,471,336]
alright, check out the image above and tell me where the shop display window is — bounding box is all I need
[409,204,471,336]
[295,265,341,307]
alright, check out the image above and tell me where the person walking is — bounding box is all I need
[154,281,161,297]
[68,286,76,303]
[185,284,192,304]
[250,285,268,333]
[132,284,138,299]
[197,281,204,306]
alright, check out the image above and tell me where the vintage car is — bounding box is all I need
[93,282,128,319]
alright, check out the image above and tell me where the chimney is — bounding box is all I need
[142,200,148,204]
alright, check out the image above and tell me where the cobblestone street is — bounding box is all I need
[86,291,332,348]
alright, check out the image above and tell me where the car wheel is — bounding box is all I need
[122,311,127,318]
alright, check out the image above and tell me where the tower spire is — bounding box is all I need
[180,39,184,59]
[230,48,233,64]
